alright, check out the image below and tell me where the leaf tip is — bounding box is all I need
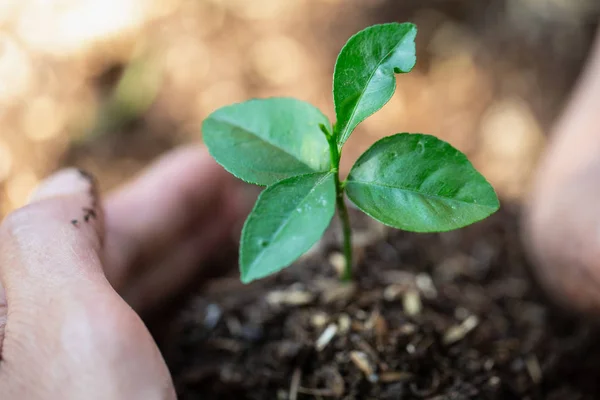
[240,272,254,284]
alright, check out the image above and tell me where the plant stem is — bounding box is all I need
[323,125,353,281]
[335,174,353,281]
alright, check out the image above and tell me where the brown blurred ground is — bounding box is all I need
[0,0,598,217]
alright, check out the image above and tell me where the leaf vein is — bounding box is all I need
[336,34,408,144]
[248,172,334,271]
[211,116,315,170]
[347,180,496,210]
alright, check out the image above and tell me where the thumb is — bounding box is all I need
[0,168,106,297]
[0,168,109,356]
[0,169,176,399]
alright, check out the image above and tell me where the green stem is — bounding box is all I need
[323,125,353,281]
[335,175,353,281]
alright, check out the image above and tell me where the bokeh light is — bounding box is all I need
[0,0,598,216]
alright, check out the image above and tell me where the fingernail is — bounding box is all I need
[28,168,94,203]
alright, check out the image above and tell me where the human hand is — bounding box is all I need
[0,146,248,398]
[525,28,600,316]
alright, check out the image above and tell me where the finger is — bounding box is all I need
[102,146,249,290]
[524,30,600,315]
[0,168,105,297]
[121,205,239,313]
[0,168,107,354]
[526,159,600,315]
[0,169,176,398]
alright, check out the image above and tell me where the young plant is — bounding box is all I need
[203,23,500,283]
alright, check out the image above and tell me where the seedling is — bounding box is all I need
[203,23,499,283]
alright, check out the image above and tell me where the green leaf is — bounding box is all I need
[333,22,417,147]
[346,134,499,232]
[203,98,332,186]
[240,172,336,283]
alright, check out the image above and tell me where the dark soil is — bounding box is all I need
[161,206,600,400]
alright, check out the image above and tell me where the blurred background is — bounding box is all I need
[0,0,599,217]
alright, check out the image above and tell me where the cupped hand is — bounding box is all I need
[0,146,247,399]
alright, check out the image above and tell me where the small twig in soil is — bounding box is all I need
[350,351,378,383]
[525,354,543,384]
[403,289,422,317]
[379,371,414,383]
[315,323,338,352]
[443,314,479,345]
[289,368,301,400]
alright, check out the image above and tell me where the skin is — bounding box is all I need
[0,146,248,398]
[525,27,600,315]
